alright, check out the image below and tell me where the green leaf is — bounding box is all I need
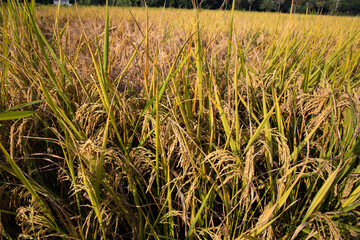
[185,184,215,239]
[301,165,340,224]
[0,142,58,230]
[0,111,34,121]
[7,100,44,111]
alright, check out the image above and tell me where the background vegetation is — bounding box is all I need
[31,0,360,15]
[1,0,360,239]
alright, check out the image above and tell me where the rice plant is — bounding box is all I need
[0,0,360,239]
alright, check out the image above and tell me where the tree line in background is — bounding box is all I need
[35,0,360,15]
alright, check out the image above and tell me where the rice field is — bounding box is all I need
[1,1,360,239]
